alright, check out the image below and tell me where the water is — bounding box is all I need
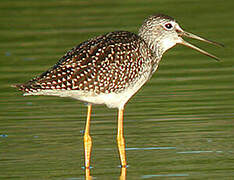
[0,0,234,179]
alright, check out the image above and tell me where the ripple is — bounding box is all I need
[142,173,189,178]
[126,147,176,151]
[177,150,223,154]
[0,134,8,138]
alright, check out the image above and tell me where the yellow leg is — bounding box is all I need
[119,167,127,180]
[117,108,127,167]
[84,104,92,168]
[85,168,92,180]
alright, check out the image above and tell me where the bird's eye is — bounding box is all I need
[164,23,173,30]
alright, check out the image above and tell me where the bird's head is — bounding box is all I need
[139,14,223,60]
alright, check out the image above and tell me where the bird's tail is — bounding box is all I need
[11,83,24,90]
[12,83,40,94]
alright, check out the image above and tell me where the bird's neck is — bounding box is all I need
[138,33,164,60]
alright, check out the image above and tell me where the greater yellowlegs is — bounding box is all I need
[14,14,223,168]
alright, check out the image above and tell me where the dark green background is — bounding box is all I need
[0,0,233,179]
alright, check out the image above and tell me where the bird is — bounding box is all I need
[14,14,223,168]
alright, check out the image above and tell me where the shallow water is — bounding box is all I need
[1,0,234,179]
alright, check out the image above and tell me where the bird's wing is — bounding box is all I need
[16,31,152,94]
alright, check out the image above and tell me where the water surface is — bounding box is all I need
[0,0,234,179]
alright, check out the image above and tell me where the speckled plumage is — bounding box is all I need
[19,31,156,96]
[15,17,167,108]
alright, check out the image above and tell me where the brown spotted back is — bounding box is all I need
[17,31,154,94]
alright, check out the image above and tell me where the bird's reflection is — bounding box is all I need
[84,166,127,180]
[85,168,92,180]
